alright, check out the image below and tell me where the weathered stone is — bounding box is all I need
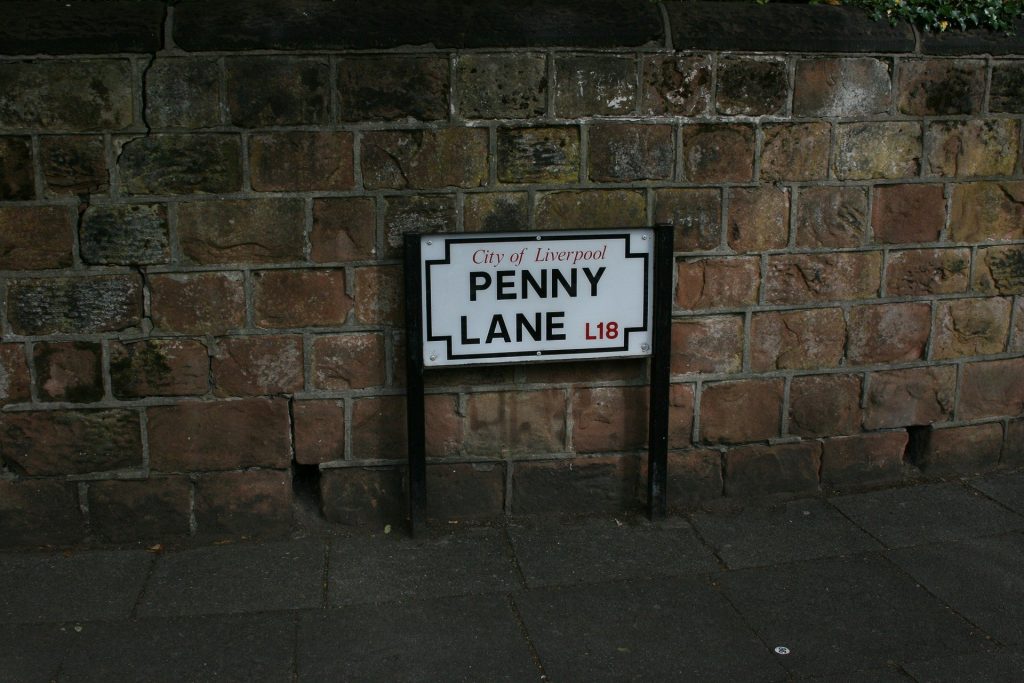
[666,449,723,508]
[669,383,695,448]
[554,55,636,117]
[653,188,721,251]
[350,396,407,459]
[320,467,404,526]
[0,206,74,270]
[670,316,743,374]
[294,400,345,465]
[795,186,868,248]
[821,431,908,490]
[973,246,1024,295]
[640,55,712,116]
[990,62,1024,113]
[148,399,292,471]
[919,424,1003,477]
[716,57,788,116]
[789,374,862,438]
[0,409,142,476]
[959,358,1024,420]
[118,134,242,195]
[7,275,142,335]
[145,58,221,129]
[497,127,580,184]
[847,302,931,365]
[194,470,293,537]
[950,183,1024,243]
[110,339,209,399]
[0,480,84,547]
[464,193,530,232]
[898,59,985,116]
[518,359,639,385]
[88,478,192,543]
[1012,298,1024,353]
[1006,418,1024,466]
[353,265,403,325]
[311,197,377,262]
[337,55,449,121]
[253,269,352,328]
[834,122,922,180]
[863,366,955,429]
[751,308,846,371]
[793,58,891,116]
[224,57,329,126]
[0,344,30,406]
[760,123,830,182]
[251,131,355,191]
[0,136,32,199]
[0,1,163,55]
[33,341,103,403]
[675,257,759,310]
[79,204,169,265]
[926,120,1019,178]
[213,335,304,397]
[149,272,245,335]
[535,189,645,229]
[427,463,505,522]
[765,252,882,305]
[727,186,789,253]
[39,135,108,196]
[312,334,385,390]
[512,456,640,515]
[0,60,133,131]
[681,124,755,183]
[724,442,821,498]
[573,386,647,453]
[457,54,547,119]
[700,379,784,444]
[932,298,1012,360]
[362,129,487,190]
[885,248,970,296]
[177,199,305,264]
[466,390,566,456]
[588,123,673,182]
[872,183,945,244]
[383,195,455,257]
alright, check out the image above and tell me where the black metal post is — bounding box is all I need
[647,224,674,518]
[403,234,427,535]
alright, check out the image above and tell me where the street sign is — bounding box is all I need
[420,229,654,367]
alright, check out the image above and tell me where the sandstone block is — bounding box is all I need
[796,186,868,249]
[727,186,789,253]
[311,197,377,262]
[973,246,1024,295]
[535,189,645,230]
[512,456,640,515]
[0,480,84,547]
[253,269,352,329]
[898,59,985,116]
[337,55,449,122]
[118,134,242,195]
[320,467,404,526]
[863,366,955,429]
[847,302,931,365]
[383,195,455,257]
[675,256,760,311]
[0,60,133,131]
[670,316,743,374]
[213,335,304,397]
[149,272,245,335]
[932,297,1011,359]
[834,122,921,180]
[665,450,722,508]
[294,400,345,465]
[7,275,142,335]
[588,123,674,182]
[427,463,505,521]
[354,265,403,325]
[872,183,945,244]
[0,409,142,476]
[363,128,487,190]
[251,131,355,191]
[950,183,1024,243]
[457,54,547,119]
[885,248,970,296]
[926,120,1019,178]
[765,252,881,305]
[144,58,221,129]
[194,470,293,537]
[751,308,846,372]
[573,386,647,453]
[640,55,712,116]
[0,205,74,270]
[554,55,636,117]
[788,374,862,438]
[793,58,891,117]
[224,57,329,126]
[39,135,108,196]
[716,56,788,116]
[497,127,580,184]
[681,124,754,183]
[724,442,821,498]
[79,204,170,265]
[466,390,566,456]
[88,478,192,542]
[33,341,103,403]
[821,431,908,490]
[959,358,1024,420]
[110,339,209,399]
[990,62,1024,113]
[1005,418,1024,466]
[312,333,385,390]
[653,188,721,251]
[918,423,1003,476]
[0,136,33,199]
[350,396,407,460]
[760,123,830,182]
[669,383,696,448]
[178,199,305,265]
[700,378,784,444]
[0,344,31,405]
[464,192,530,232]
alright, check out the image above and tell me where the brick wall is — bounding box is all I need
[1,0,1022,546]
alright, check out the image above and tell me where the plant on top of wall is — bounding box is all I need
[738,0,1024,33]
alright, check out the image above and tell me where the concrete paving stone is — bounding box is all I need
[714,554,991,677]
[515,576,787,681]
[902,648,1024,682]
[297,594,538,681]
[59,611,296,683]
[970,472,1024,516]
[830,483,1024,548]
[137,539,324,617]
[691,499,883,569]
[508,517,719,588]
[328,527,518,606]
[0,623,76,682]
[0,550,152,623]
[887,533,1024,645]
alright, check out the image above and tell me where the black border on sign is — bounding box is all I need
[422,233,650,363]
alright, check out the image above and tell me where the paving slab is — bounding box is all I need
[830,483,1024,548]
[0,623,76,682]
[691,499,882,569]
[297,594,538,682]
[887,533,1024,645]
[137,539,324,617]
[514,576,787,681]
[59,612,296,683]
[328,527,518,606]
[902,648,1024,682]
[714,553,991,677]
[798,668,912,682]
[508,517,718,587]
[970,472,1024,516]
[0,550,152,623]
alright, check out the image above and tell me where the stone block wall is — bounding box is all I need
[1,0,1022,545]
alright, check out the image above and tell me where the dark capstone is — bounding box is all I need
[991,63,1024,113]
[716,57,789,116]
[145,59,222,129]
[0,1,164,55]
[174,0,662,51]
[667,1,914,53]
[337,55,449,122]
[7,275,142,335]
[224,57,329,127]
[117,134,242,196]
[80,204,170,265]
[0,60,134,132]
[922,18,1024,55]
[0,137,33,200]
[40,136,108,196]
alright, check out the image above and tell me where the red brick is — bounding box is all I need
[194,469,292,537]
[110,339,209,399]
[960,358,1024,420]
[253,269,352,329]
[311,197,376,263]
[427,463,505,521]
[33,341,103,403]
[898,59,985,116]
[0,480,84,547]
[872,184,945,244]
[926,120,1019,178]
[312,333,385,390]
[950,182,1024,243]
[919,423,1003,476]
[724,442,821,498]
[727,186,789,253]
[653,188,722,252]
[670,316,743,375]
[572,386,647,453]
[681,124,754,183]
[795,187,868,249]
[294,399,344,465]
[363,128,487,189]
[0,205,74,270]
[863,366,955,429]
[0,343,31,405]
[640,55,712,116]
[665,449,722,508]
[588,123,674,182]
[466,389,566,456]
[932,298,1012,360]
[0,409,141,476]
[1005,418,1024,467]
[250,131,354,191]
[751,308,846,371]
[148,399,291,471]
[765,252,882,305]
[761,123,831,182]
[700,379,784,444]
[177,199,305,265]
[788,374,863,438]
[847,302,931,365]
[88,478,191,542]
[320,467,404,526]
[676,257,759,311]
[512,455,640,515]
[973,246,1024,296]
[354,265,403,325]
[885,248,970,296]
[150,272,246,335]
[821,431,909,490]
[350,395,406,459]
[213,335,304,397]
[669,383,695,448]
[535,189,646,230]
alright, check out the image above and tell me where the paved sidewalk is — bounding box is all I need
[3,472,1024,682]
